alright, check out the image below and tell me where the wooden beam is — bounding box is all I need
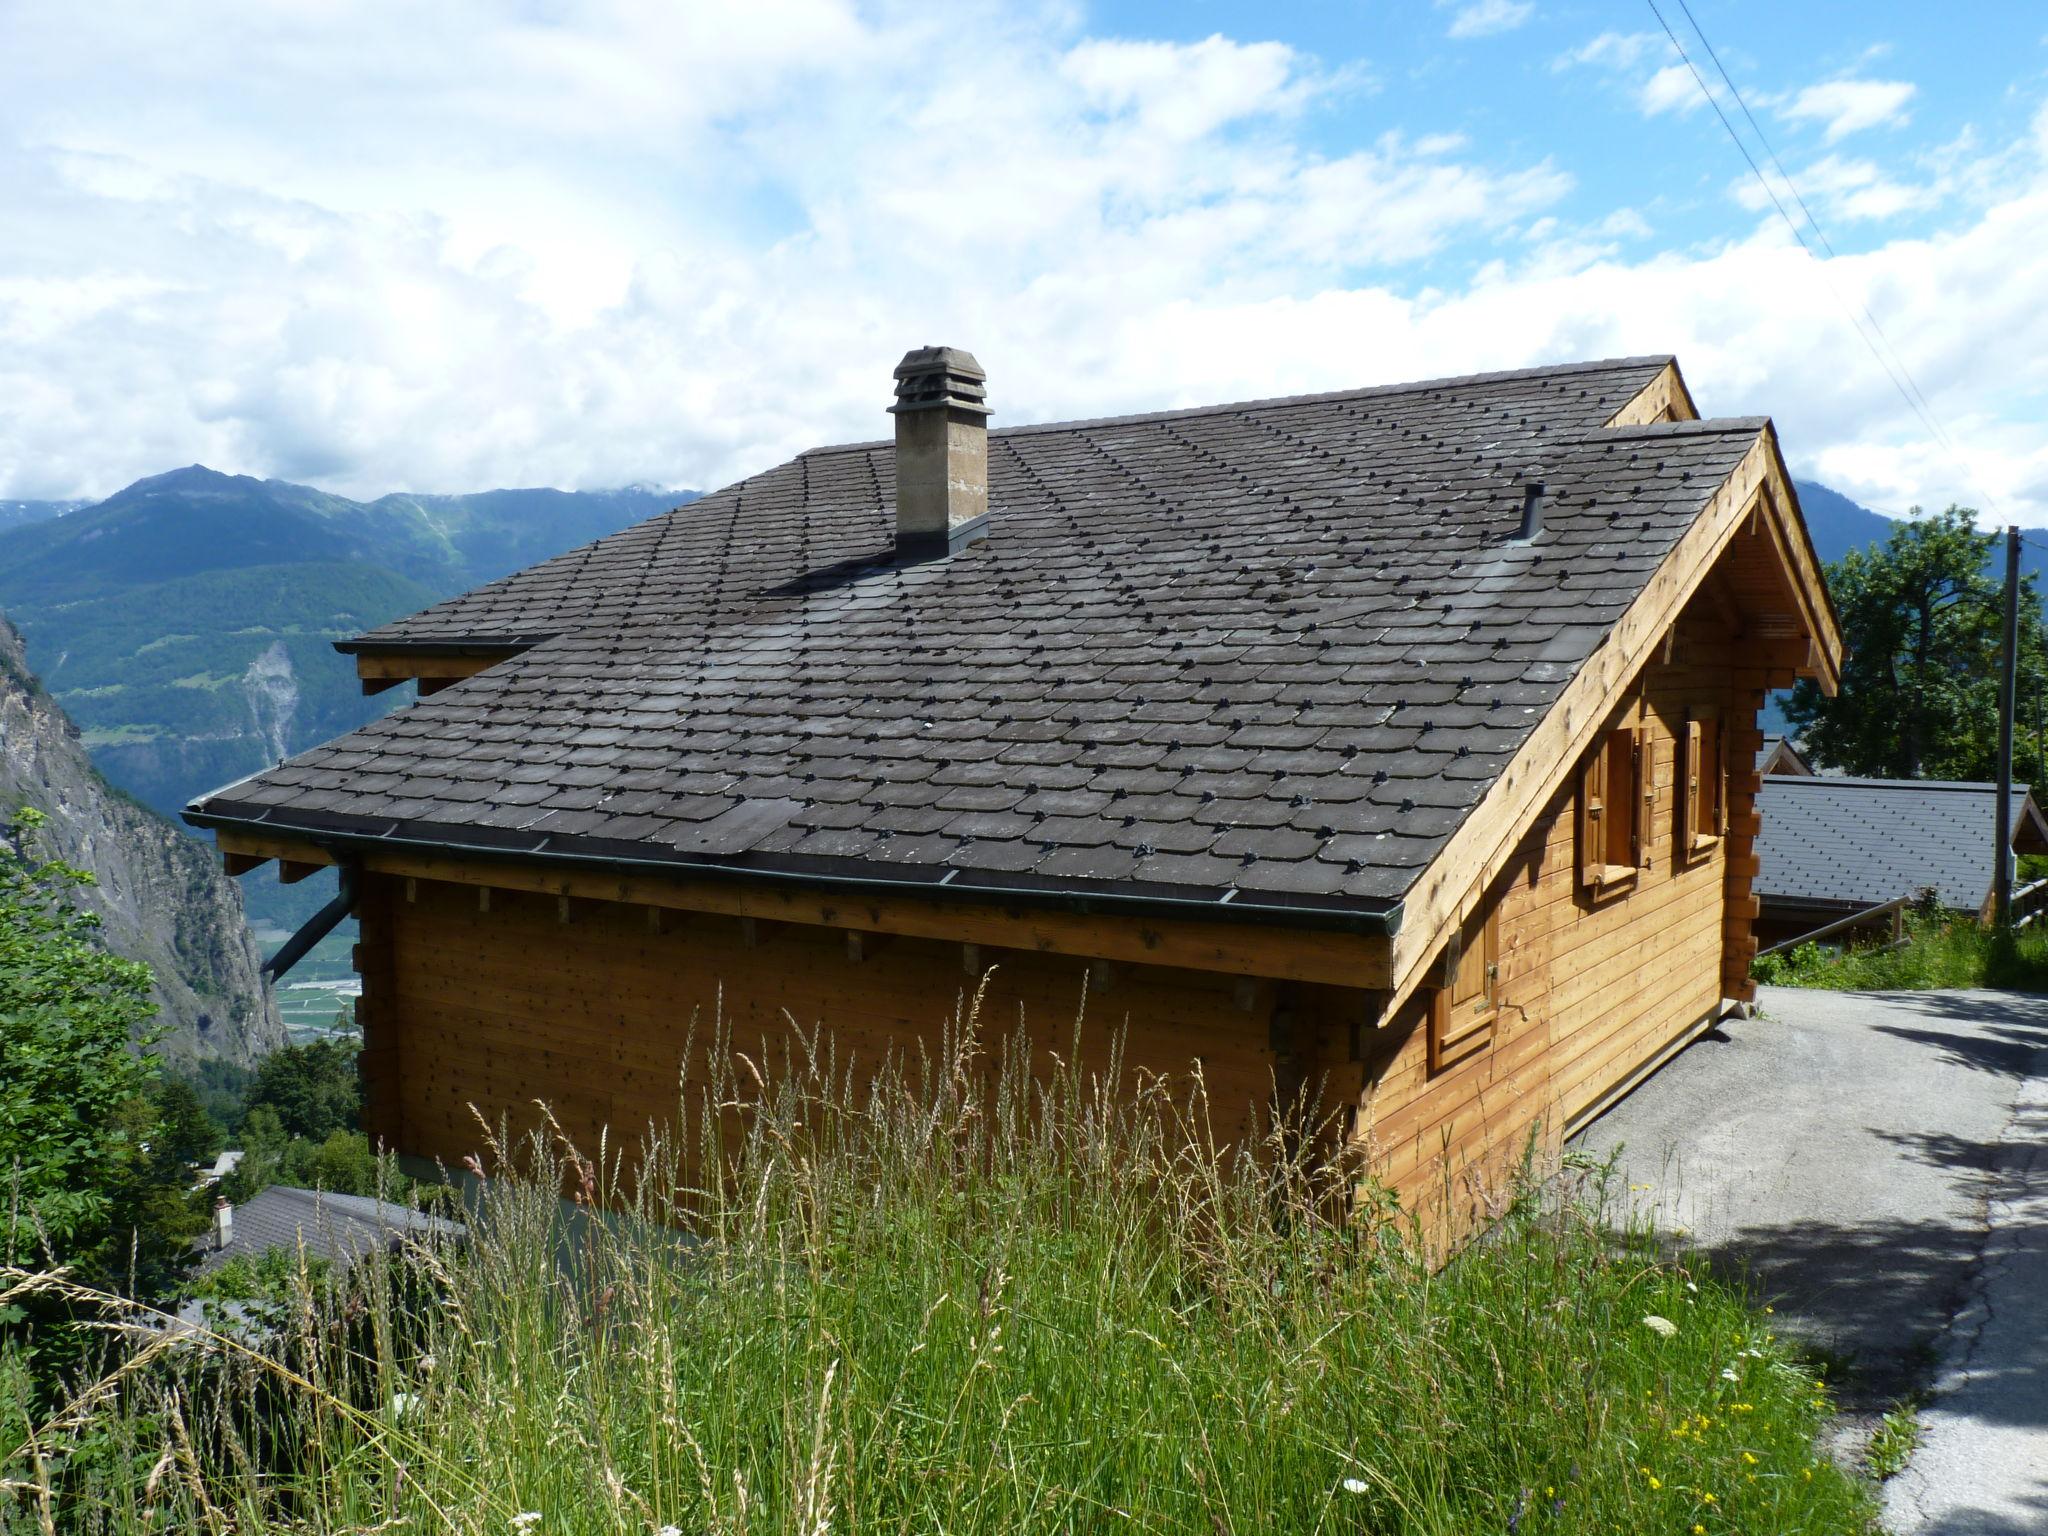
[353,648,521,696]
[277,859,323,885]
[222,850,268,877]
[207,827,1395,989]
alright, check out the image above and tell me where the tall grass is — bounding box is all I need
[6,986,1875,1534]
[1754,910,2048,991]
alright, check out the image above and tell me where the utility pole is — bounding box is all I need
[1995,524,2020,926]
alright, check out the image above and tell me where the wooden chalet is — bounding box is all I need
[187,350,1840,1224]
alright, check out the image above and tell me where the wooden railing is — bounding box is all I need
[2013,878,2048,929]
[1758,896,1908,959]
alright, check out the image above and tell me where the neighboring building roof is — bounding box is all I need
[189,357,1770,914]
[196,1186,464,1274]
[1755,775,2048,912]
[1756,736,1813,776]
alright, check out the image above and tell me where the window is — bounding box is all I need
[1430,901,1499,1073]
[1682,714,1726,853]
[1578,727,1644,888]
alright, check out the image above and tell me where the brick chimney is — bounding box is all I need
[889,346,990,559]
[213,1196,234,1252]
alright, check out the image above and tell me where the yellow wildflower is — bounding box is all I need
[1741,1451,1759,1465]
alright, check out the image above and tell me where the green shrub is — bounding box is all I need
[4,1003,1877,1534]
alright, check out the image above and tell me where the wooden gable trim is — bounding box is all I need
[210,828,1395,990]
[1604,360,1699,427]
[1384,423,1842,1011]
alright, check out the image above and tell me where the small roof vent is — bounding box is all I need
[1513,477,1547,543]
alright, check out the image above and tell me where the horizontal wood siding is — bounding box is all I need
[1355,603,1760,1236]
[362,874,1317,1172]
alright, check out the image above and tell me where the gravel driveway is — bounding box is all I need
[1570,985,2048,1534]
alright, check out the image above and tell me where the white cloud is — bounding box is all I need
[0,1,2044,532]
[1638,63,1708,117]
[1444,0,1534,41]
[1732,153,1939,225]
[1557,31,1662,72]
[1779,78,1917,143]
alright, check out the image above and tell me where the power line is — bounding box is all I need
[1668,0,1955,450]
[1642,0,1999,514]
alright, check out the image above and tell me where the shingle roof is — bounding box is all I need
[189,357,1768,915]
[197,1186,464,1274]
[1756,775,2048,911]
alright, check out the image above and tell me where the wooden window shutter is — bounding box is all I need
[1578,746,1606,888]
[1682,718,1702,848]
[1714,718,1729,836]
[1630,730,1647,867]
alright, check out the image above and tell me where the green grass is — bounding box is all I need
[4,1000,1877,1534]
[1754,912,2048,991]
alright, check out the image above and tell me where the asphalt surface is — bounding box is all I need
[1570,986,2048,1533]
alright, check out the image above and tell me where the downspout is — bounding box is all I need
[262,864,360,982]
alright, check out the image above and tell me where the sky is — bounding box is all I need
[4,2,2048,524]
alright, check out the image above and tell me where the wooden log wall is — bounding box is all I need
[1350,597,1760,1238]
[355,870,1364,1174]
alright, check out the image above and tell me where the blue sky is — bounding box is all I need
[4,2,2048,523]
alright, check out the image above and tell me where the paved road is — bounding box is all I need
[1571,986,2048,1533]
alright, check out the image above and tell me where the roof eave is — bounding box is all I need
[183,801,1406,939]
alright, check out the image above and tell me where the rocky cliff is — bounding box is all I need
[1,610,281,1065]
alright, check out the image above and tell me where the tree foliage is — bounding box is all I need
[246,1035,360,1143]
[0,808,162,1271]
[1786,505,2048,782]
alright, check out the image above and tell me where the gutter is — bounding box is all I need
[188,807,1404,939]
[262,863,359,982]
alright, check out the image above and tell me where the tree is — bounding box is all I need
[1785,506,2048,782]
[245,1035,360,1143]
[149,1077,224,1171]
[0,808,161,1274]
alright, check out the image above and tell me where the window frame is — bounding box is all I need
[1430,900,1500,1074]
[1578,726,1645,890]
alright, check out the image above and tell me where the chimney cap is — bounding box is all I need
[890,346,991,417]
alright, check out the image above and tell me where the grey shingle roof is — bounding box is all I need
[190,357,1768,913]
[1756,775,2048,911]
[197,1186,463,1274]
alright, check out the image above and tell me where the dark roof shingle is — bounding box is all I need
[191,357,1767,914]
[1756,775,2046,911]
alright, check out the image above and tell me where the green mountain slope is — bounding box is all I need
[0,466,687,824]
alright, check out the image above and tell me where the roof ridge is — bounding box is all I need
[1603,415,1770,439]
[1766,775,2033,794]
[798,354,1677,459]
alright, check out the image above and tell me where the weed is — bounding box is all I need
[1866,1401,1924,1479]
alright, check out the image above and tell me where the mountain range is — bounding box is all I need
[0,467,690,828]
